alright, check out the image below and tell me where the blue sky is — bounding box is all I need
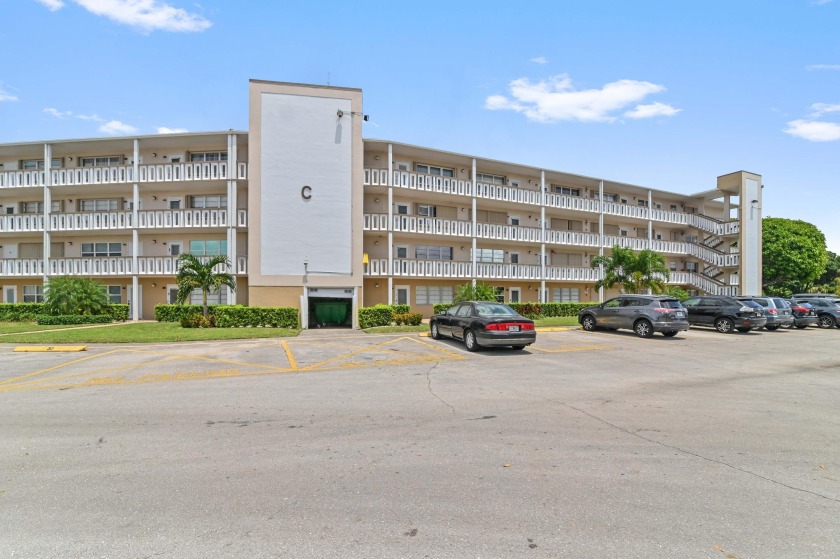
[2,0,838,251]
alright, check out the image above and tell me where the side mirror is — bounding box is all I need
[440,310,448,315]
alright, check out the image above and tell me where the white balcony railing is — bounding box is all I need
[364,168,736,231]
[0,256,247,277]
[363,259,601,281]
[0,162,248,189]
[0,209,246,233]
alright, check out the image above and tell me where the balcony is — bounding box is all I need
[0,209,247,233]
[364,258,602,281]
[363,169,720,227]
[0,161,248,189]
[0,255,248,277]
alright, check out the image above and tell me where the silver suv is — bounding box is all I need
[578,295,690,338]
[736,296,793,330]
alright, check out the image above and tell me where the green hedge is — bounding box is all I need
[394,312,423,326]
[433,301,596,317]
[36,314,113,325]
[105,304,129,322]
[154,304,216,322]
[213,305,299,328]
[391,304,410,315]
[0,303,47,322]
[359,304,395,329]
[1,303,128,322]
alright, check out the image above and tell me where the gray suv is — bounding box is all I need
[790,296,840,329]
[578,295,690,338]
[736,296,793,330]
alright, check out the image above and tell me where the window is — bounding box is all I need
[190,287,228,305]
[494,287,505,303]
[100,285,122,304]
[685,262,698,272]
[551,185,581,197]
[552,288,580,302]
[395,203,409,215]
[80,199,120,212]
[509,253,520,264]
[168,199,182,210]
[395,245,408,259]
[669,261,677,272]
[189,195,227,209]
[189,151,227,162]
[415,245,452,260]
[509,180,520,188]
[23,285,44,303]
[415,163,454,177]
[81,242,122,257]
[417,204,436,217]
[619,229,628,237]
[395,161,410,171]
[21,158,62,170]
[473,248,504,263]
[476,172,505,185]
[637,199,649,207]
[80,156,121,167]
[509,216,520,226]
[416,285,453,305]
[189,240,227,256]
[670,204,678,211]
[20,201,62,213]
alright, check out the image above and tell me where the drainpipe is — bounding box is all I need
[387,143,393,304]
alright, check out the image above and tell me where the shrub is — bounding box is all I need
[213,305,298,328]
[393,313,407,326]
[0,303,46,322]
[36,314,113,325]
[433,303,454,315]
[390,304,410,315]
[180,313,211,328]
[358,304,394,329]
[106,304,130,322]
[405,312,423,326]
[509,302,543,319]
[44,276,109,316]
[155,304,214,322]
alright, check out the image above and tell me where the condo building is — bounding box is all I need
[0,80,763,328]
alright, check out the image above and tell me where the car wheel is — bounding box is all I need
[715,317,734,333]
[511,345,526,350]
[634,319,653,338]
[662,330,678,337]
[464,329,480,352]
[765,325,779,331]
[818,315,837,328]
[430,323,441,340]
[581,315,597,331]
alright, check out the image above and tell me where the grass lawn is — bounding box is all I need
[534,316,579,327]
[364,325,428,334]
[0,322,91,335]
[0,322,300,344]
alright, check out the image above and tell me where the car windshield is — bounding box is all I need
[475,303,518,317]
[740,300,763,309]
[656,300,683,309]
[772,298,788,308]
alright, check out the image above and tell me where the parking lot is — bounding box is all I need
[2,326,839,558]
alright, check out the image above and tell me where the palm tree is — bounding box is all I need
[591,245,671,294]
[453,281,498,303]
[44,276,109,316]
[175,253,237,318]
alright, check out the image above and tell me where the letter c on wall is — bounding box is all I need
[301,185,312,200]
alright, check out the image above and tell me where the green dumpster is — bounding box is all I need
[314,301,349,324]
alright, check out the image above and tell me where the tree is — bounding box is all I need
[762,218,828,296]
[590,245,671,294]
[813,251,840,293]
[453,282,498,303]
[175,253,237,318]
[44,276,109,316]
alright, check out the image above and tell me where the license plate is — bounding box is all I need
[675,312,684,319]
[508,325,520,332]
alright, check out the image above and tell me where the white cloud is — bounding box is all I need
[624,102,682,119]
[44,107,73,118]
[806,64,840,71]
[34,0,65,10]
[0,87,18,102]
[810,103,840,117]
[157,126,189,134]
[530,57,548,64]
[36,0,211,32]
[784,119,840,142]
[99,120,138,135]
[812,0,833,4]
[484,74,679,123]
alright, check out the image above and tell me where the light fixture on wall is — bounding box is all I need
[374,283,379,288]
[374,198,380,203]
[460,246,465,250]
[68,157,73,161]
[152,153,157,157]
[375,155,380,160]
[153,239,157,244]
[152,283,157,288]
[460,169,466,174]
[67,241,72,246]
[374,240,379,245]
[152,195,157,200]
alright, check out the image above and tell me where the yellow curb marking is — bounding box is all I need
[0,349,122,386]
[13,345,88,352]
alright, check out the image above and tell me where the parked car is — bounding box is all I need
[790,296,840,329]
[681,296,767,333]
[429,301,536,351]
[786,300,819,329]
[736,296,793,330]
[577,295,690,338]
